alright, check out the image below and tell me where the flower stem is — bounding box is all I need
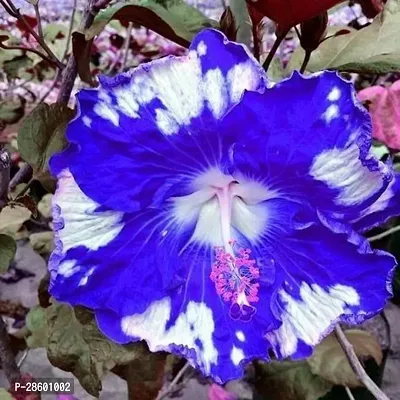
[33,2,44,42]
[368,225,400,242]
[345,386,356,400]
[119,22,133,73]
[57,0,97,104]
[335,326,390,400]
[300,50,311,74]
[9,163,32,192]
[3,0,64,70]
[0,148,10,209]
[0,316,21,385]
[61,0,78,62]
[155,361,191,400]
[0,42,60,69]
[262,28,289,72]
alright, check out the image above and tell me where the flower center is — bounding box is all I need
[210,182,260,322]
[172,168,276,321]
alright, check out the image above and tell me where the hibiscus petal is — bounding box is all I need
[50,168,193,312]
[49,43,397,385]
[50,29,266,213]
[53,179,394,382]
[222,71,393,221]
[51,168,281,382]
[352,174,400,232]
[263,218,395,359]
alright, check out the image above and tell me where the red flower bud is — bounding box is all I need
[219,7,237,42]
[355,0,387,18]
[246,0,343,31]
[300,12,328,52]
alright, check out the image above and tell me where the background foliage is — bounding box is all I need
[0,0,399,399]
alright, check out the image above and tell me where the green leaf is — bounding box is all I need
[43,23,69,61]
[0,388,13,400]
[371,143,390,160]
[299,0,400,74]
[28,302,155,397]
[267,58,285,82]
[3,55,33,79]
[0,98,25,125]
[37,193,53,219]
[85,0,218,48]
[25,306,48,348]
[0,205,31,238]
[254,360,333,400]
[0,31,23,67]
[307,330,383,387]
[0,234,16,274]
[29,231,54,256]
[229,0,252,48]
[18,103,75,176]
[44,23,69,43]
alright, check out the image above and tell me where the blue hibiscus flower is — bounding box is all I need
[49,29,398,383]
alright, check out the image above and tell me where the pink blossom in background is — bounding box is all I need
[208,384,238,400]
[56,395,79,400]
[358,80,400,150]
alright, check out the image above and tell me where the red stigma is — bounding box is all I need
[210,240,260,320]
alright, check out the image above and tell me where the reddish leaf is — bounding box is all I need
[358,80,400,150]
[246,0,343,31]
[16,16,37,38]
[208,384,238,400]
[14,195,38,218]
[9,374,40,400]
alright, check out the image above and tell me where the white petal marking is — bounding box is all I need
[148,53,204,130]
[328,87,341,101]
[323,104,339,123]
[121,298,218,374]
[155,108,180,135]
[227,61,262,103]
[266,283,360,358]
[58,260,80,278]
[113,86,140,118]
[197,41,207,56]
[78,267,95,286]
[355,178,395,219]
[310,143,386,206]
[230,346,244,366]
[236,331,246,342]
[82,115,92,127]
[93,102,119,126]
[54,169,124,255]
[102,46,263,134]
[203,69,228,119]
